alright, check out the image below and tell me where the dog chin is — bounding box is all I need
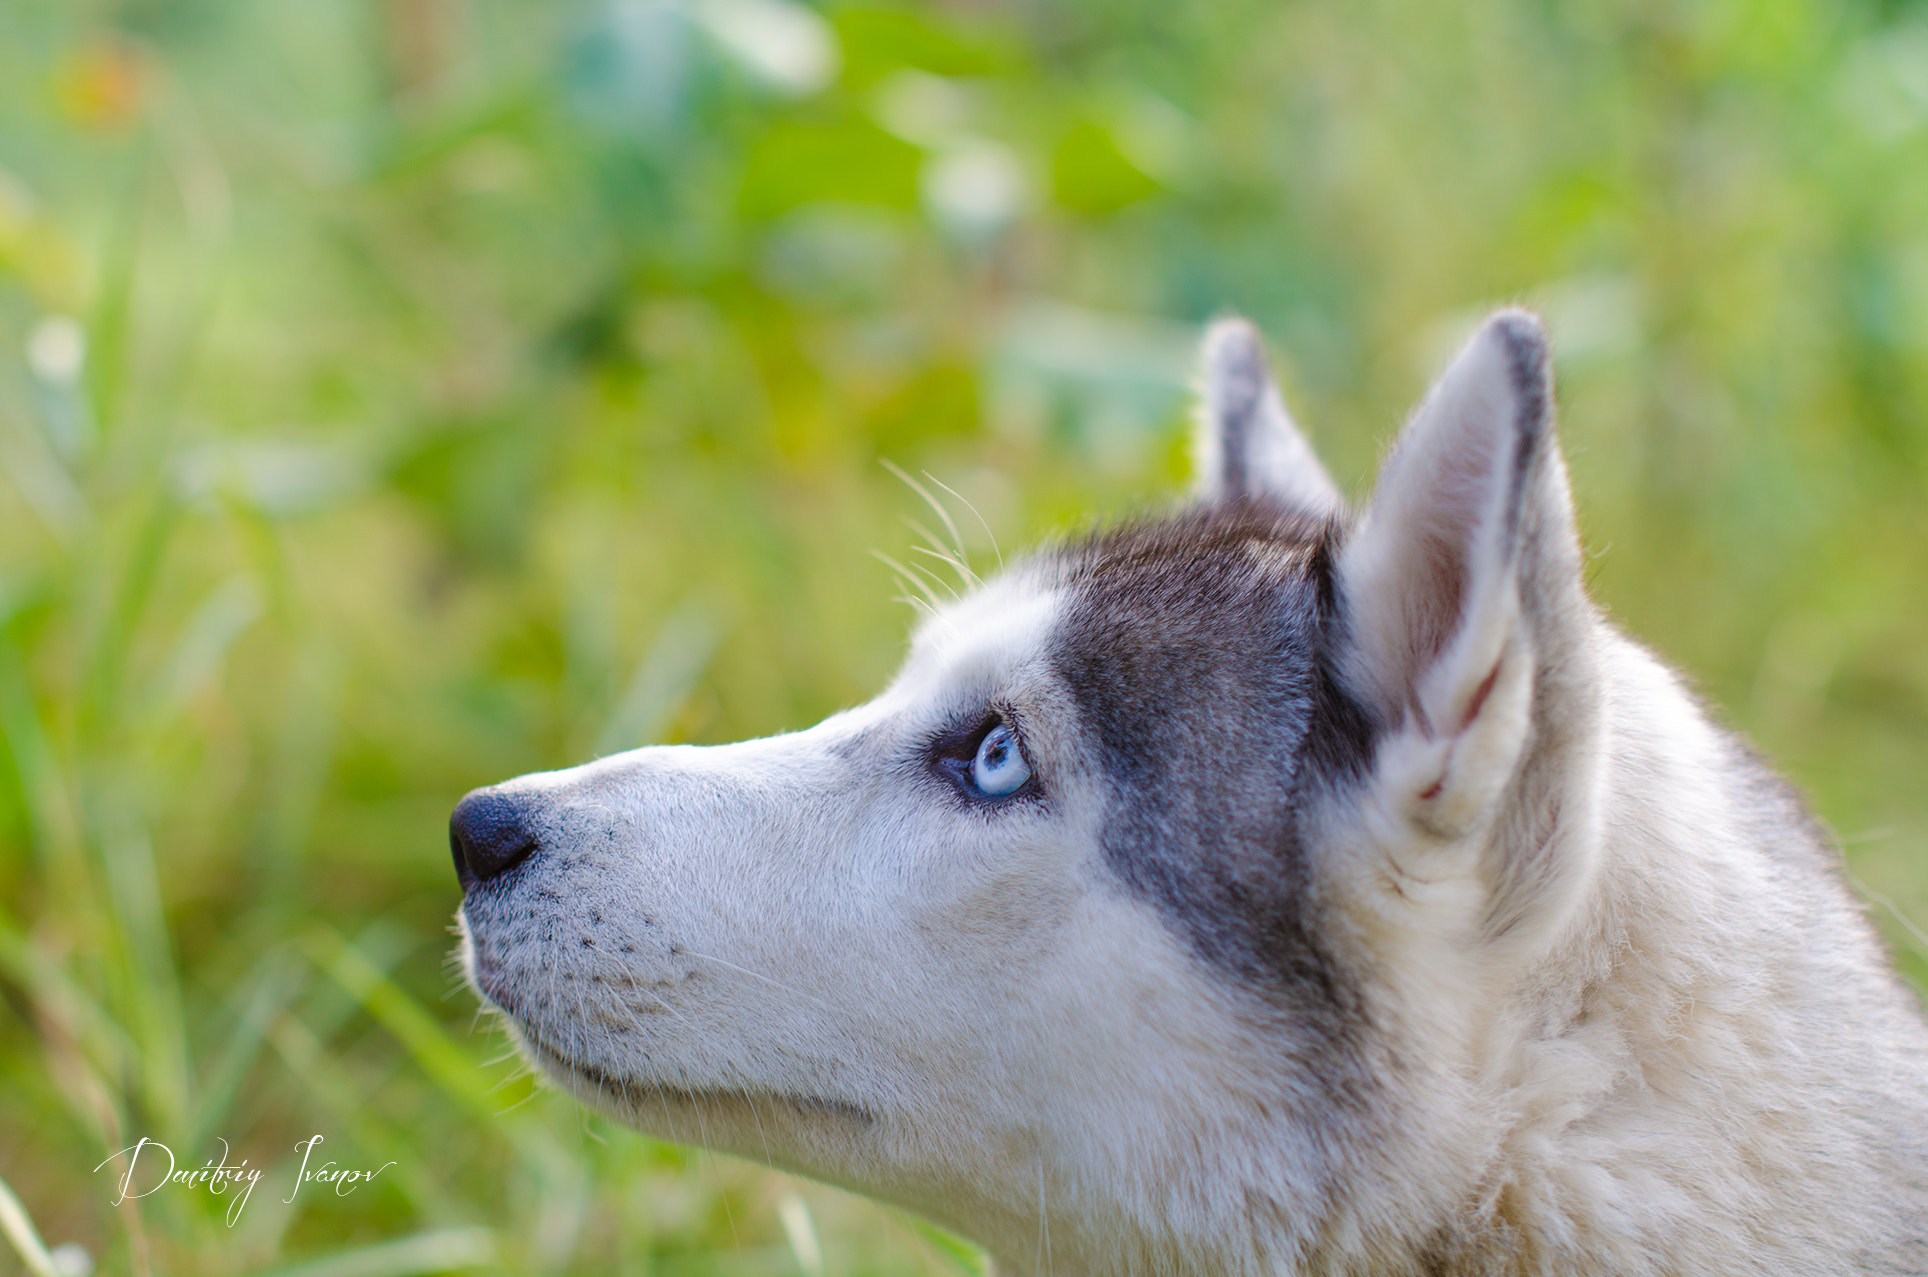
[526,1039,876,1138]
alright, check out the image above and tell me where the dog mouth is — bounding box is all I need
[534,1044,875,1129]
[462,939,520,1013]
[463,925,874,1130]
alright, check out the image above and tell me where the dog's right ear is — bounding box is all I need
[1194,319,1344,515]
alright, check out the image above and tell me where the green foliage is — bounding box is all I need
[0,0,1925,1272]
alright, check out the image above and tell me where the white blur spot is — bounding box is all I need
[693,0,840,96]
[872,69,972,145]
[175,438,366,516]
[1838,25,1928,142]
[922,141,1028,242]
[27,315,85,385]
[49,1242,95,1277]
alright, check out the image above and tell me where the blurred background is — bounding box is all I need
[2,0,1926,1272]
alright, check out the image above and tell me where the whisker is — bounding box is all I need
[871,550,948,608]
[924,470,1003,570]
[889,593,940,622]
[882,458,971,567]
[618,977,697,1027]
[910,542,980,591]
[495,1083,544,1116]
[1847,868,1928,959]
[904,555,960,601]
[903,514,979,586]
[679,949,835,1011]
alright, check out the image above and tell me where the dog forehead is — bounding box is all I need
[1048,504,1331,670]
[896,570,1064,687]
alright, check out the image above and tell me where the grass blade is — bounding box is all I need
[0,1174,60,1277]
[248,1227,496,1277]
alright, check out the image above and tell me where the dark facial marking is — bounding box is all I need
[1047,501,1375,1011]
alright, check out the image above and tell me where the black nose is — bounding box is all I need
[450,788,541,890]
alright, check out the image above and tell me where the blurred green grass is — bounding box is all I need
[1,0,1926,1272]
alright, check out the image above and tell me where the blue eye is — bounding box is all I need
[971,723,1031,797]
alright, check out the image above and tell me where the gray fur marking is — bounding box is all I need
[1492,310,1550,555]
[1047,504,1364,1006]
[1205,322,1271,497]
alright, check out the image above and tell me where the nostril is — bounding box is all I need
[450,788,541,889]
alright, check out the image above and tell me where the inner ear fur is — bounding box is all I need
[1194,318,1345,515]
[1334,309,1603,942]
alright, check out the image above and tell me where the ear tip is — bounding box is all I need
[1199,317,1278,431]
[1485,303,1546,335]
[1480,307,1552,386]
[1201,316,1268,377]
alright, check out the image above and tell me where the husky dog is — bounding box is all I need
[453,311,1928,1274]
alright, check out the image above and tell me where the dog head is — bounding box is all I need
[454,311,1603,1270]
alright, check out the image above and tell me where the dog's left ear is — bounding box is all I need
[1333,310,1599,936]
[1194,319,1344,514]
